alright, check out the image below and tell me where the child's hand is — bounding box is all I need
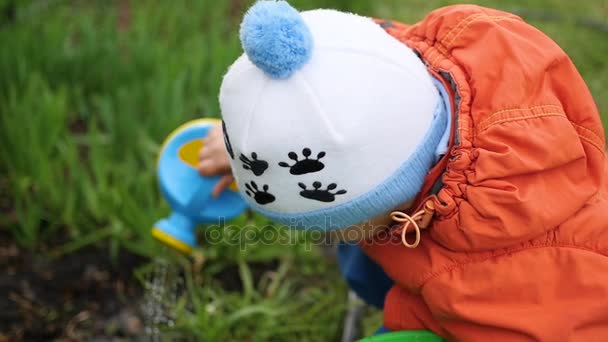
[197,123,235,197]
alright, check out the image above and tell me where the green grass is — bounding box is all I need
[0,0,605,340]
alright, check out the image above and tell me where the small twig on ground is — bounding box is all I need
[64,310,91,341]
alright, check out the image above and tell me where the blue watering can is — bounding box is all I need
[152,118,248,254]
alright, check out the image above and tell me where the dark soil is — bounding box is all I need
[0,226,287,342]
[0,229,146,342]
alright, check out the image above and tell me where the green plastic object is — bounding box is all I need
[358,330,446,342]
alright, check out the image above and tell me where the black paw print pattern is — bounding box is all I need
[279,148,326,175]
[222,121,235,160]
[245,181,275,205]
[240,152,268,176]
[298,182,347,203]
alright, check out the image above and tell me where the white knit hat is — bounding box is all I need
[219,0,448,230]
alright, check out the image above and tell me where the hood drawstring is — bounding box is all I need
[390,200,435,248]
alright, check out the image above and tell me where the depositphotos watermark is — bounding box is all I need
[201,217,403,251]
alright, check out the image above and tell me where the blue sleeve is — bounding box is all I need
[337,241,393,309]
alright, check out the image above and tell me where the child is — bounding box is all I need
[198,1,608,340]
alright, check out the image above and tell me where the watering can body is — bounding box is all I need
[152,119,247,254]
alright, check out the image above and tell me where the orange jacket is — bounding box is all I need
[362,5,608,341]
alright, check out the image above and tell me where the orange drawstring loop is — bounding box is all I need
[390,200,436,248]
[390,210,424,248]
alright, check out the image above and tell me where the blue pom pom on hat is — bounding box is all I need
[239,0,314,79]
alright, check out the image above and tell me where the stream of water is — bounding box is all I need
[140,258,183,341]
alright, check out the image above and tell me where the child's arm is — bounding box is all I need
[197,123,234,197]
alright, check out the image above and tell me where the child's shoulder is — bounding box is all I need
[379,5,607,253]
